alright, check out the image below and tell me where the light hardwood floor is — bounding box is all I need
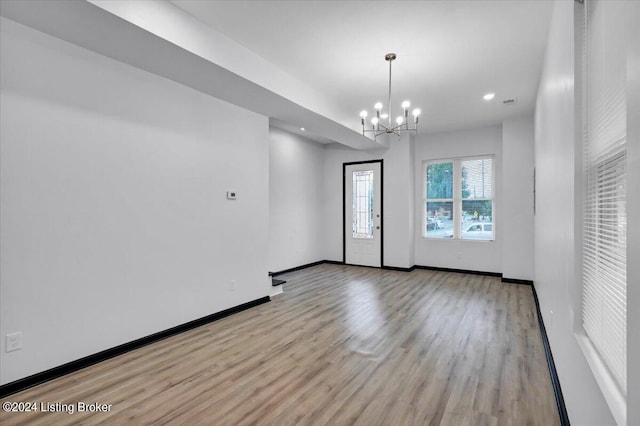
[1,264,559,425]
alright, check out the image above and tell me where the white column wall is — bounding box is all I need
[268,127,325,272]
[502,116,535,281]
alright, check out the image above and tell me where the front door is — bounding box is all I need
[344,161,382,267]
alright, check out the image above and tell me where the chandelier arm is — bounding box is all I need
[364,128,387,134]
[363,129,390,139]
[389,124,418,133]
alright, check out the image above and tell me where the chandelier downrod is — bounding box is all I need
[386,53,394,129]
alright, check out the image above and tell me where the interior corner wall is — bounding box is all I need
[501,116,534,281]
[322,134,414,268]
[533,1,614,424]
[268,127,325,272]
[0,18,270,385]
[413,125,503,273]
[408,136,416,267]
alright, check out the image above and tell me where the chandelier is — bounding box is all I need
[359,53,421,139]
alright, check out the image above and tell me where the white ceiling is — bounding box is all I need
[170,0,554,138]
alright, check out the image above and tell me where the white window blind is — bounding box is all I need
[582,0,627,394]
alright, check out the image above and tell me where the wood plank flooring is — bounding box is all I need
[0,264,559,425]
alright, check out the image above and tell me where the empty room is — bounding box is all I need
[0,1,637,425]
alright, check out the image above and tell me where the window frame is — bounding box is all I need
[422,155,495,241]
[575,2,629,422]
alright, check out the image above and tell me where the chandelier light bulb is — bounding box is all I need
[360,110,368,118]
[380,113,389,119]
[402,100,411,109]
[374,102,383,111]
[396,116,404,125]
[371,117,379,125]
[412,108,421,117]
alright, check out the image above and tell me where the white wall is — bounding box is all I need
[0,19,270,384]
[323,134,414,268]
[502,116,534,280]
[268,127,325,272]
[533,2,614,424]
[413,125,503,273]
[379,133,415,268]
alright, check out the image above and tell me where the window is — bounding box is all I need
[424,156,494,240]
[583,147,627,391]
[581,0,627,399]
[425,162,454,238]
[460,158,494,240]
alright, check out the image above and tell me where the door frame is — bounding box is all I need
[343,159,384,267]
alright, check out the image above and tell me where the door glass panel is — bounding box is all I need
[352,170,374,239]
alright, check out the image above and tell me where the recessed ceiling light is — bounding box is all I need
[483,93,496,101]
[300,127,305,131]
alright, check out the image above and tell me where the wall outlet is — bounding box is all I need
[229,280,236,292]
[6,332,23,352]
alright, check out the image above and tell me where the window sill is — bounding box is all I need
[575,332,626,425]
[421,236,495,242]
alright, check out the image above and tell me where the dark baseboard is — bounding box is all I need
[344,262,386,270]
[0,296,270,399]
[501,277,534,285]
[270,260,327,277]
[382,265,416,272]
[414,265,502,277]
[272,260,504,279]
[531,286,570,426]
[272,278,286,287]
